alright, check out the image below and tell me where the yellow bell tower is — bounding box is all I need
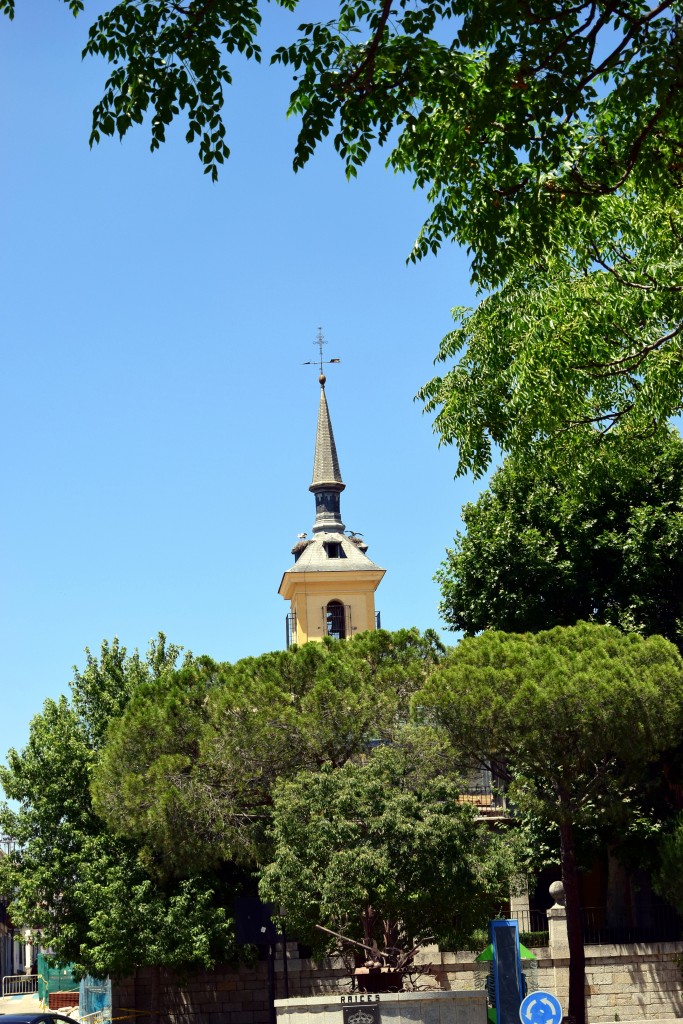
[278,354,385,647]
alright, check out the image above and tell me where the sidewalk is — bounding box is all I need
[0,991,41,1014]
[0,990,80,1016]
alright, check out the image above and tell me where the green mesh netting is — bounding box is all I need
[37,954,79,1005]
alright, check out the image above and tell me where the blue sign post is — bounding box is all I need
[519,992,563,1024]
[490,919,525,1024]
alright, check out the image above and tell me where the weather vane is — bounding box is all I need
[303,327,341,385]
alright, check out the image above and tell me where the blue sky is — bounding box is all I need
[0,0,484,754]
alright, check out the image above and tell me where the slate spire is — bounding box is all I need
[309,374,346,534]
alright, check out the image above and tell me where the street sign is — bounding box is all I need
[519,992,563,1024]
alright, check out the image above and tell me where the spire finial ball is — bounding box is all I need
[319,373,326,386]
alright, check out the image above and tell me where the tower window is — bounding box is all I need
[324,541,345,559]
[325,600,347,640]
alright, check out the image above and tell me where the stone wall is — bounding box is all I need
[409,943,683,1020]
[275,991,487,1024]
[111,940,683,1024]
[112,963,273,1024]
[582,943,683,1021]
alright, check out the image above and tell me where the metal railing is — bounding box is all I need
[324,602,351,640]
[510,909,550,937]
[580,905,683,944]
[2,973,38,997]
[79,1011,106,1024]
[460,784,508,815]
[285,611,297,649]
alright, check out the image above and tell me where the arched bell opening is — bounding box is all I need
[325,600,347,640]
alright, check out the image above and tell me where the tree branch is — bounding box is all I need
[339,0,394,95]
[572,321,683,375]
[591,249,654,291]
[526,1,600,78]
[569,87,676,194]
[572,0,674,97]
[589,244,682,293]
[560,404,634,432]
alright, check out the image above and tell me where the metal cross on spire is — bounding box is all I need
[303,327,341,385]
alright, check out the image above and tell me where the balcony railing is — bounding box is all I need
[460,784,508,816]
[285,612,297,649]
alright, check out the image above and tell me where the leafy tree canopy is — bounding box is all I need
[4,0,682,465]
[418,187,683,475]
[436,427,683,646]
[0,636,241,978]
[416,622,683,1024]
[1,0,679,283]
[92,629,445,874]
[259,729,525,962]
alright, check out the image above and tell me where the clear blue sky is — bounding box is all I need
[0,0,484,754]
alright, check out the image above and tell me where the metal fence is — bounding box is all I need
[509,909,550,936]
[580,905,683,944]
[510,904,683,945]
[2,973,38,997]
[79,1012,106,1024]
[80,974,111,1022]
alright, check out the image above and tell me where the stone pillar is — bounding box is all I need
[510,877,531,927]
[547,881,569,955]
[12,934,22,973]
[547,881,570,1013]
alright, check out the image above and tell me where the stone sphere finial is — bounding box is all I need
[549,880,566,907]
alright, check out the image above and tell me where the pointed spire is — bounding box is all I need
[309,376,346,534]
[311,381,345,490]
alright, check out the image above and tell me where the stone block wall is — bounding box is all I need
[111,941,683,1024]
[274,946,350,996]
[583,943,683,1021]
[112,963,273,1024]
[275,990,487,1024]
[412,943,683,1020]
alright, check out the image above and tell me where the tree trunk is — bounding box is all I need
[559,816,586,1024]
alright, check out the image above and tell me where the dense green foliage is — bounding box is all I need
[417,622,683,1024]
[419,623,683,867]
[0,637,240,978]
[1,629,449,977]
[260,731,525,964]
[92,629,445,873]
[2,0,676,274]
[4,0,682,464]
[95,628,532,975]
[418,189,683,474]
[436,428,683,645]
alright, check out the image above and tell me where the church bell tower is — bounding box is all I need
[278,345,385,647]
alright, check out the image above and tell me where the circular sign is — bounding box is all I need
[519,991,563,1024]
